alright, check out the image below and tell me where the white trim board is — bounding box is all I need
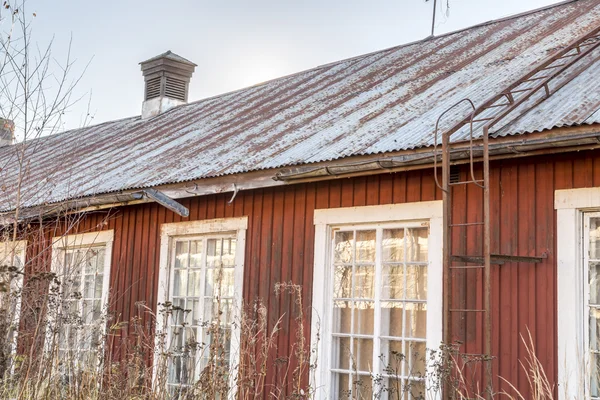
[311,201,443,400]
[555,187,600,400]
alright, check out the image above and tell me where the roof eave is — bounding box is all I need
[2,124,598,224]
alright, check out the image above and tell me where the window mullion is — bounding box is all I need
[372,228,383,396]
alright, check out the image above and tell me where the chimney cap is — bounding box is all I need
[139,50,197,67]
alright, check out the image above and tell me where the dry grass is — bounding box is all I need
[0,225,563,400]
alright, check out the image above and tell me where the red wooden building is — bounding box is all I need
[1,1,600,398]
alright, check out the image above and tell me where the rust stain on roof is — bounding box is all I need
[1,0,600,211]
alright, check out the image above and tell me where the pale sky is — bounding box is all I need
[28,0,565,131]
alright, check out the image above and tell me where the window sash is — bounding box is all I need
[57,246,106,358]
[49,230,113,373]
[327,222,429,398]
[165,233,237,390]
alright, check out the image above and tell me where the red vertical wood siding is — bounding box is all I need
[20,149,600,396]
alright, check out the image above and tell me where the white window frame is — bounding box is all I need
[155,217,248,395]
[50,230,114,355]
[0,240,27,357]
[555,187,600,400]
[311,201,443,400]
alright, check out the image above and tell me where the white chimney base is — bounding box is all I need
[141,97,186,119]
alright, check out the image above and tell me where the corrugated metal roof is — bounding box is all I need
[1,0,600,211]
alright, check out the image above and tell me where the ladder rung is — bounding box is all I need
[450,222,484,227]
[540,63,568,71]
[450,265,485,269]
[580,38,600,46]
[449,179,484,186]
[508,88,534,94]
[485,102,511,108]
[449,309,486,313]
[472,117,495,123]
[522,75,550,82]
[557,53,578,59]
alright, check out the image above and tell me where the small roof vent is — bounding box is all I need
[140,51,196,119]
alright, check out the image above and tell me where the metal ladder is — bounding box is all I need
[433,23,600,398]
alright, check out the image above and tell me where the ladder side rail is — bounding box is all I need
[486,39,600,131]
[438,23,600,142]
[482,123,492,399]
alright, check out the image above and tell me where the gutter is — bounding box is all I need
[274,131,600,181]
[1,128,599,223]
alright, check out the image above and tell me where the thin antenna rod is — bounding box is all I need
[431,0,437,36]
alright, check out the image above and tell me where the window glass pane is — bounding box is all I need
[380,339,404,376]
[405,379,426,400]
[217,298,233,326]
[96,249,105,273]
[171,298,186,326]
[406,265,427,300]
[189,298,201,325]
[381,378,402,399]
[175,241,189,269]
[383,228,404,262]
[356,230,375,263]
[83,275,95,298]
[94,274,103,299]
[405,302,427,338]
[381,301,404,338]
[203,299,214,323]
[353,301,374,335]
[591,352,600,398]
[354,266,374,299]
[173,269,188,297]
[406,228,428,262]
[335,373,351,399]
[332,301,352,334]
[189,240,202,268]
[187,270,202,297]
[205,268,215,297]
[591,218,600,260]
[221,267,235,298]
[83,300,96,324]
[334,266,352,299]
[353,338,373,372]
[334,231,354,264]
[354,374,373,399]
[207,238,222,267]
[592,308,600,352]
[332,336,351,370]
[405,340,427,377]
[591,262,600,304]
[84,251,96,274]
[222,238,236,267]
[382,265,404,300]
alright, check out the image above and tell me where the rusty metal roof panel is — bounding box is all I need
[1,0,600,211]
